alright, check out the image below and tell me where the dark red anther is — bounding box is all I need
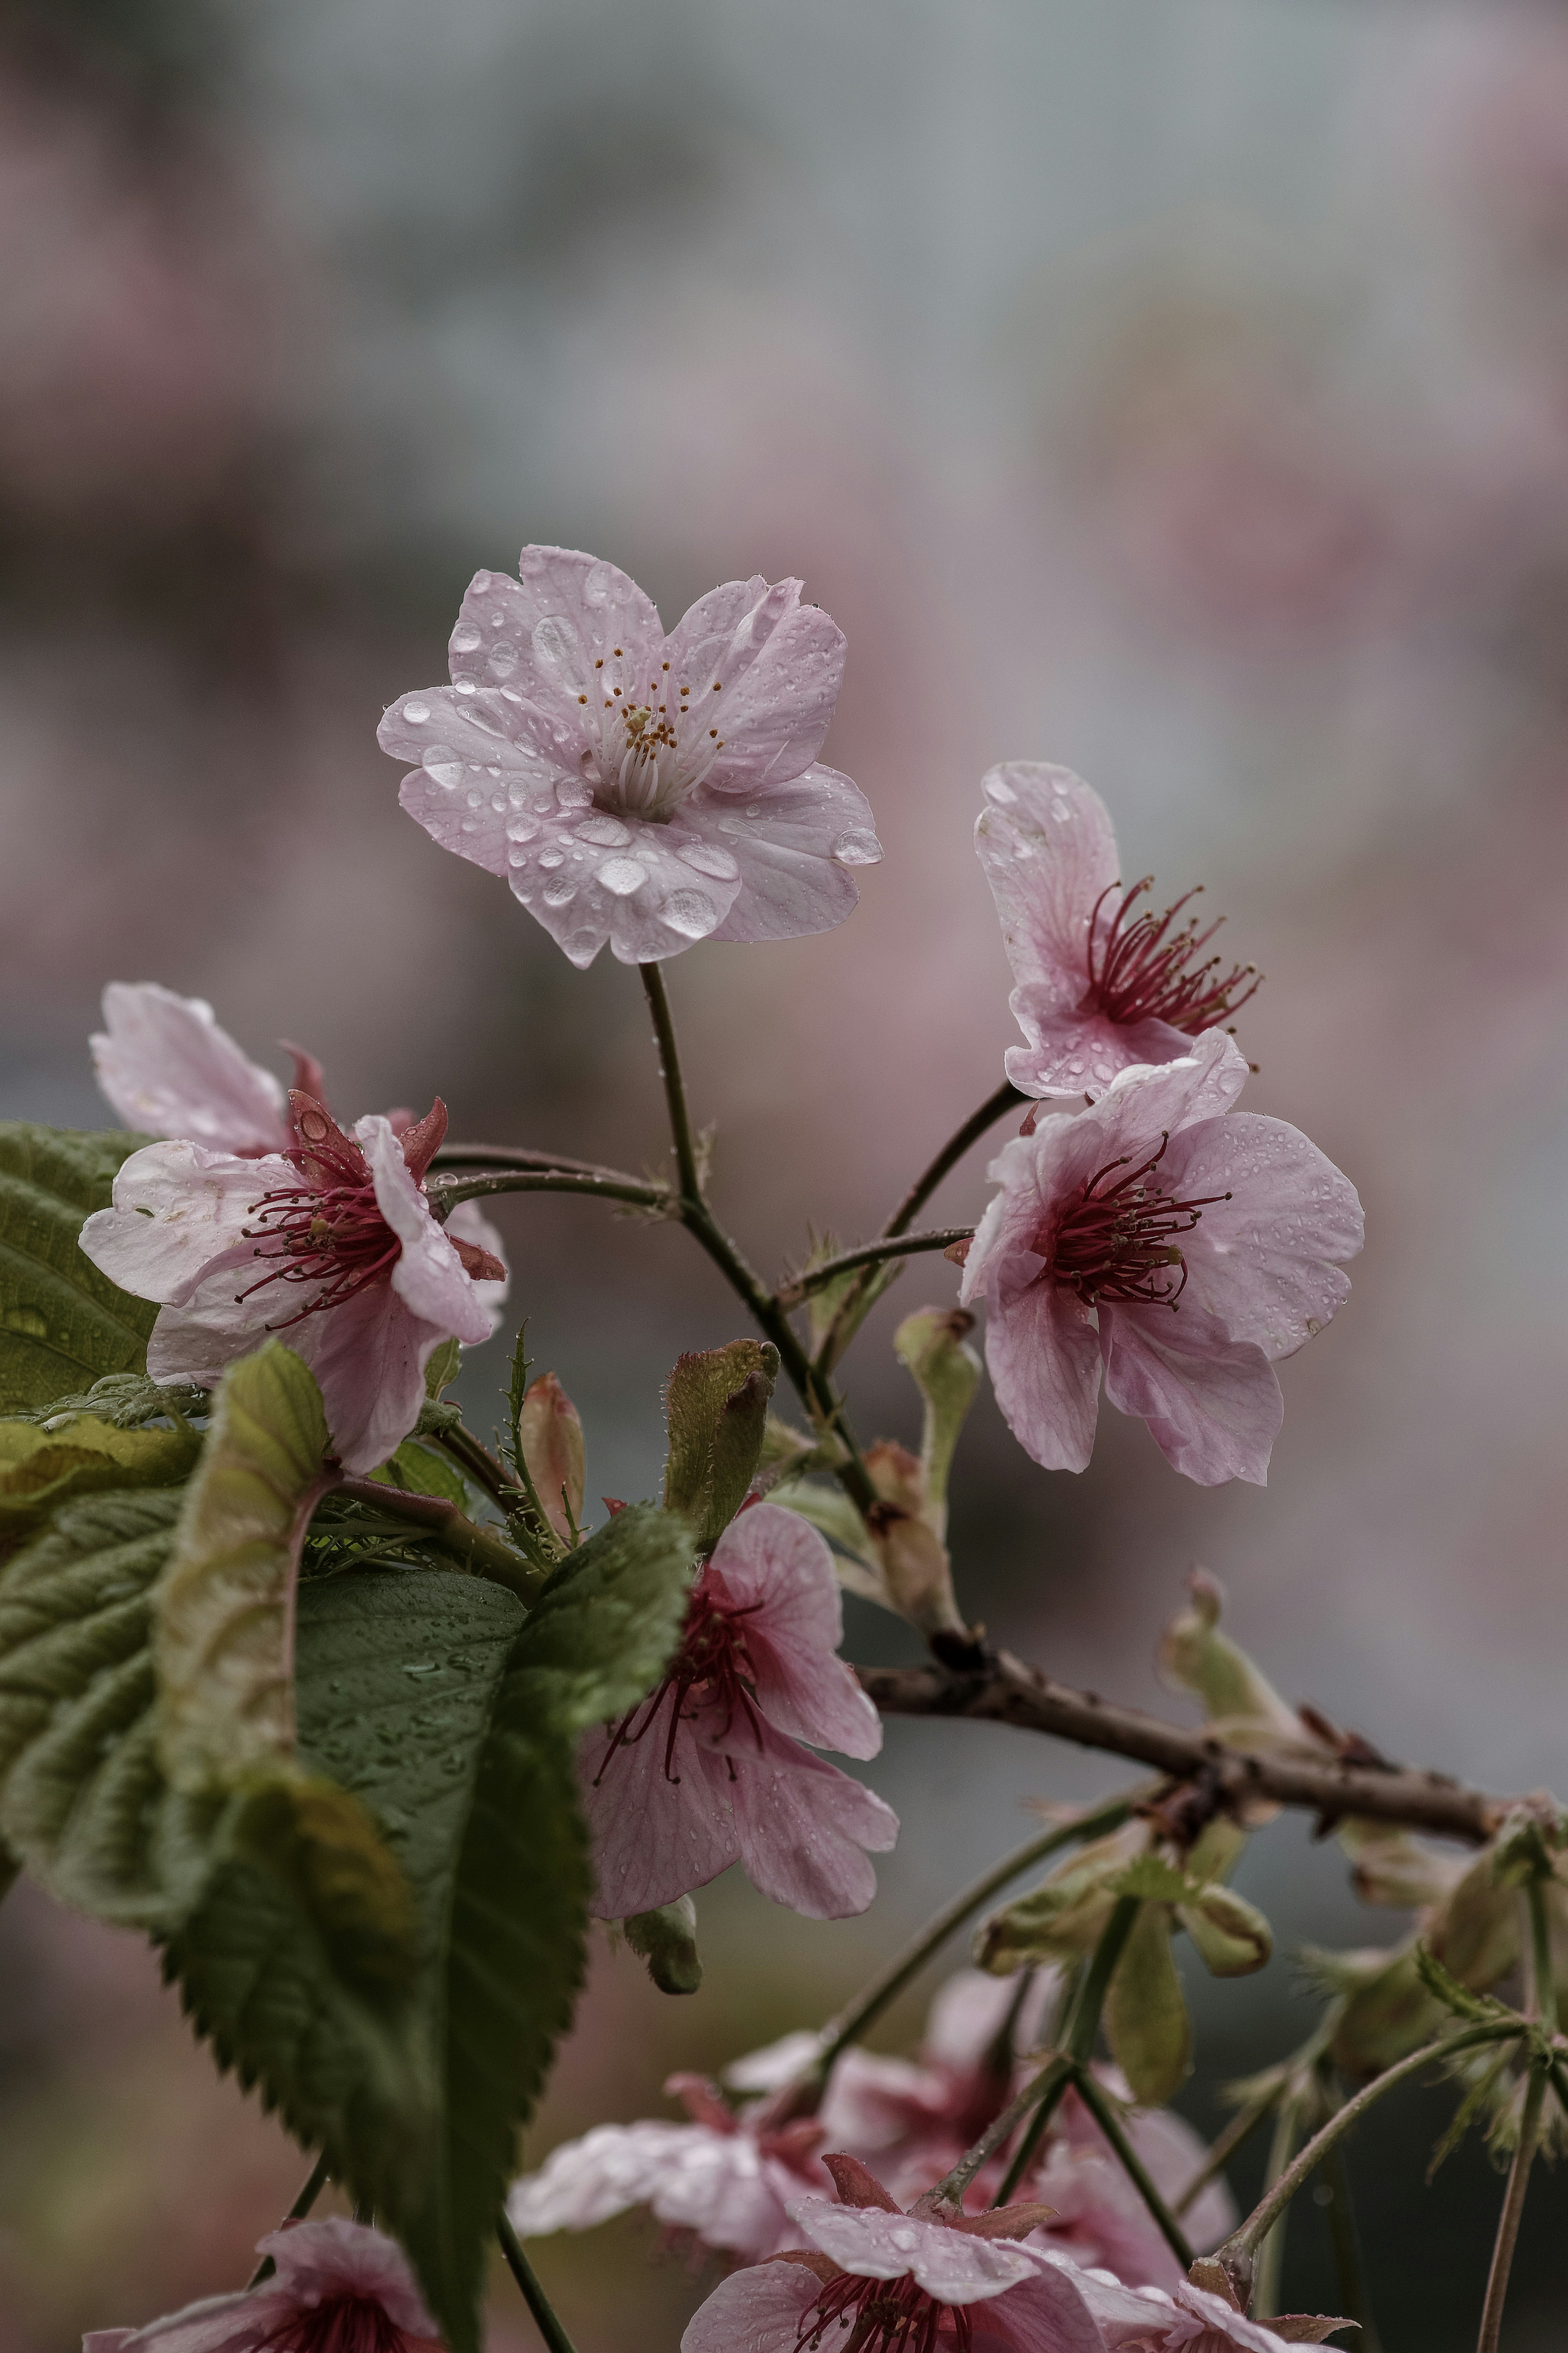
[1084,878,1259,1036]
[256,2293,414,2353]
[1042,1132,1231,1311]
[792,2271,971,2353]
[592,1581,768,1788]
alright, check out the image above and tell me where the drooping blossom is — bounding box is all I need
[83,2217,443,2353]
[377,547,882,968]
[509,2070,829,2264]
[578,1501,897,1920]
[975,767,1260,1102]
[79,1094,505,1476]
[89,980,508,1327]
[681,2155,1106,2353]
[959,1029,1361,1485]
[1072,2268,1350,2351]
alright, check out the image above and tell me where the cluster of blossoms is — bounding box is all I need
[76,548,1365,2353]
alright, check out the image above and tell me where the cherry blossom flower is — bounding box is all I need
[509,2070,829,2264]
[1072,2269,1350,2351]
[78,1094,505,1475]
[975,767,1260,1102]
[578,1501,897,1920]
[83,2217,443,2353]
[377,547,882,968]
[959,1029,1361,1485]
[680,2155,1107,2353]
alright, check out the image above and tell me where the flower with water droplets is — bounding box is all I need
[378,547,882,968]
[680,2154,1108,2353]
[959,1030,1361,1485]
[579,1501,897,1920]
[83,2217,444,2353]
[976,766,1261,1101]
[79,1091,505,1475]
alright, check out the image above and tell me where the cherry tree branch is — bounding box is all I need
[855,1650,1513,1844]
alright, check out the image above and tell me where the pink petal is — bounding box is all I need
[698,766,881,944]
[359,1117,490,1345]
[664,576,846,791]
[507,807,744,969]
[681,2260,820,2353]
[143,1287,272,1387]
[725,1719,897,1919]
[261,2219,438,2335]
[1004,992,1192,1102]
[974,765,1120,1001]
[968,2257,1113,2353]
[579,1710,742,1918]
[710,1505,882,1760]
[290,1278,441,1476]
[975,1248,1102,1475]
[792,2201,1032,2301]
[1099,1302,1283,1486]
[444,1200,510,1337]
[1078,1030,1250,1153]
[503,546,665,728]
[92,984,289,1154]
[510,2119,711,2234]
[79,1142,283,1306]
[385,683,572,880]
[923,1968,1057,2072]
[1160,1113,1362,1363]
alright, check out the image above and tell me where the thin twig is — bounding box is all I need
[334,1475,543,1601]
[428,1169,670,1213]
[1252,2092,1303,2320]
[1072,2065,1194,2271]
[1319,2129,1382,2353]
[776,1228,975,1308]
[639,961,704,1203]
[1475,2067,1545,2353]
[855,1650,1512,1844]
[498,2212,581,2353]
[432,1142,638,1179]
[989,1896,1141,2206]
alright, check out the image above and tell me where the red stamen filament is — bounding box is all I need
[236,1133,401,1330]
[1085,878,1259,1035]
[1046,1133,1231,1310]
[795,2273,972,2353]
[258,2296,412,2353]
[593,1588,767,1786]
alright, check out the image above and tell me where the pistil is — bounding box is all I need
[794,2272,971,2353]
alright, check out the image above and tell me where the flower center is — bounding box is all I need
[1083,877,1259,1035]
[236,1124,400,1329]
[579,652,728,821]
[259,2294,413,2353]
[795,2273,970,2353]
[592,1583,765,1785]
[1042,1133,1230,1309]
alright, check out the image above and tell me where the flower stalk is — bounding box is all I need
[497,2212,582,2353]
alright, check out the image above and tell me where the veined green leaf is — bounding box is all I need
[0,1414,200,1535]
[10,1373,207,1430]
[523,1502,697,1731]
[0,1125,159,1412]
[1105,1902,1192,2104]
[370,1439,471,1511]
[663,1341,777,1542]
[156,1343,333,1793]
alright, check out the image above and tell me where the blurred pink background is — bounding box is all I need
[3,1,1567,2344]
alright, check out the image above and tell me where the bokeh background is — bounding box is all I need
[3,0,1567,2343]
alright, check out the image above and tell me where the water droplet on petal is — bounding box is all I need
[1050,798,1073,825]
[451,622,483,654]
[745,803,762,817]
[422,746,464,790]
[507,848,530,869]
[472,569,494,593]
[466,790,484,809]
[542,875,576,907]
[489,643,518,678]
[674,842,740,881]
[661,889,718,939]
[539,850,565,870]
[401,700,430,725]
[506,815,539,843]
[564,926,600,962]
[986,777,1018,805]
[833,829,882,866]
[598,857,648,897]
[583,562,614,607]
[454,678,477,696]
[557,778,593,809]
[575,815,632,848]
[490,792,508,814]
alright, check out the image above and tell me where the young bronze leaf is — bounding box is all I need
[0,1124,159,1412]
[156,1342,334,1793]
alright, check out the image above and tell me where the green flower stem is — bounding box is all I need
[430,1169,670,1213]
[1319,2130,1382,2353]
[334,1475,545,1602]
[787,1793,1144,2108]
[985,1893,1142,2208]
[814,1077,1024,1373]
[432,1143,639,1179]
[1215,2022,1523,2269]
[1475,2064,1546,2353]
[639,960,704,1204]
[1526,1876,1558,2038]
[244,2153,332,2286]
[934,2056,1073,2208]
[1071,2064,1194,2272]
[1251,2094,1302,2320]
[498,2213,582,2353]
[776,1228,976,1308]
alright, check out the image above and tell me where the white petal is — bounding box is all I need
[92,984,289,1153]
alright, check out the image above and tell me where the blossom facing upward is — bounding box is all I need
[378,546,882,968]
[681,2155,1107,2353]
[83,2217,443,2353]
[578,1501,897,1920]
[975,766,1260,1101]
[79,1093,506,1476]
[960,1030,1361,1485]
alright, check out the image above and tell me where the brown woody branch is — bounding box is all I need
[855,1648,1511,1845]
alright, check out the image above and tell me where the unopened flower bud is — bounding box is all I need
[517,1371,586,1545]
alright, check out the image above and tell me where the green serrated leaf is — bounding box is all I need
[168,1567,591,2353]
[1105,1901,1192,2104]
[662,1341,778,1539]
[524,1502,697,1731]
[371,1440,471,1511]
[0,1488,210,1923]
[0,1413,200,1534]
[11,1373,208,1430]
[622,1896,701,1995]
[0,1124,160,1412]
[156,1342,334,1794]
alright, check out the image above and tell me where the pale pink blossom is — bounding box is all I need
[1073,2270,1350,2351]
[89,981,509,1330]
[959,1030,1361,1485]
[378,547,881,968]
[681,2156,1107,2353]
[578,1501,897,1920]
[975,767,1259,1102]
[509,2071,828,2264]
[78,1095,505,1475]
[82,2217,442,2353]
